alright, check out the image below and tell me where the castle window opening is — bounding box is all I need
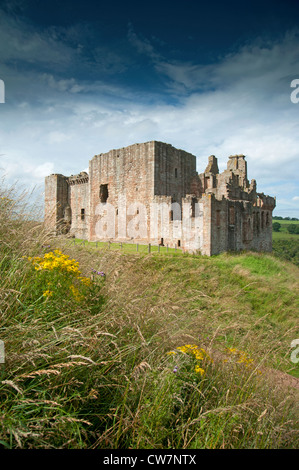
[100,184,108,203]
[191,197,197,218]
[243,217,249,242]
[171,201,182,221]
[248,217,251,233]
[81,208,85,220]
[256,212,260,233]
[178,240,181,247]
[229,206,235,225]
[175,168,178,178]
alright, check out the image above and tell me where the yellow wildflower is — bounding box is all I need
[28,250,82,276]
[43,290,53,298]
[69,284,83,302]
[195,365,205,376]
[171,343,213,377]
[79,276,92,286]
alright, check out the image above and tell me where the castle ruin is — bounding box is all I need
[44,141,276,256]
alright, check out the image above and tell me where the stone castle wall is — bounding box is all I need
[44,141,276,256]
[89,141,155,242]
[68,173,89,240]
[45,174,68,233]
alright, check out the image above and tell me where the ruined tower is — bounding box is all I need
[45,141,276,256]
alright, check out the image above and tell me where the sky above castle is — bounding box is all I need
[0,0,299,217]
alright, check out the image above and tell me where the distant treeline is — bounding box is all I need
[273,216,299,220]
[272,239,299,267]
[273,222,299,234]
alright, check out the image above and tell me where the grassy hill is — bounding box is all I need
[272,220,299,266]
[0,193,298,449]
[272,219,299,240]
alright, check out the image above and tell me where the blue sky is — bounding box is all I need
[0,0,299,217]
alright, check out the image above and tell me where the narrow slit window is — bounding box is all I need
[191,198,197,218]
[100,184,108,203]
[175,168,178,178]
[81,208,85,220]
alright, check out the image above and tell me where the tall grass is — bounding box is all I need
[0,185,298,449]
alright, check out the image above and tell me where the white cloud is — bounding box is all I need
[32,162,55,178]
[127,23,161,62]
[155,31,299,97]
[0,11,298,217]
[0,9,74,68]
[42,75,84,93]
[47,131,72,144]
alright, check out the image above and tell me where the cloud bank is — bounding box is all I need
[0,7,298,216]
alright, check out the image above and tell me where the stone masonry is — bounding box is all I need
[44,141,276,256]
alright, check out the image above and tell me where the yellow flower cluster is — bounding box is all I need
[226,347,254,367]
[42,289,53,298]
[28,249,93,302]
[176,344,212,361]
[28,250,81,275]
[79,276,92,286]
[69,284,83,302]
[194,364,205,376]
[28,250,91,285]
[168,344,213,376]
[225,347,262,374]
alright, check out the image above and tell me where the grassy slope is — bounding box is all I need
[48,243,299,447]
[64,243,298,377]
[1,198,298,448]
